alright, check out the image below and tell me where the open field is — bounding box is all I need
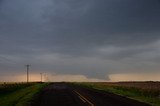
[0,82,38,97]
[0,82,159,106]
[0,82,48,106]
[73,82,160,106]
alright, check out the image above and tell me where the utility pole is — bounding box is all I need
[25,64,30,83]
[40,73,42,82]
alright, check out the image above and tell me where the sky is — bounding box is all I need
[0,0,160,82]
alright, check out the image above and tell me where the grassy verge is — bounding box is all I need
[0,83,48,106]
[0,83,36,98]
[73,82,160,106]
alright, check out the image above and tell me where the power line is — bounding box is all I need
[25,64,31,83]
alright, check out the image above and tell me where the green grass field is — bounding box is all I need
[0,82,48,106]
[73,82,160,106]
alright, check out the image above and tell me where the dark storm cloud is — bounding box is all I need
[0,0,160,80]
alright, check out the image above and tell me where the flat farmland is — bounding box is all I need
[0,82,159,106]
[74,81,160,106]
[100,81,160,90]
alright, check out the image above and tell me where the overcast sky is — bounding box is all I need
[0,0,160,82]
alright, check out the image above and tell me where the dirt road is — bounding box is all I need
[30,83,150,106]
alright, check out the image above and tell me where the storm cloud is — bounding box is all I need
[0,0,160,81]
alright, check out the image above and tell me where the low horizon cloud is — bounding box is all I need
[0,73,108,82]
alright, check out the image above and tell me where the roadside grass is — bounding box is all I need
[73,82,160,106]
[0,83,36,98]
[0,83,48,106]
